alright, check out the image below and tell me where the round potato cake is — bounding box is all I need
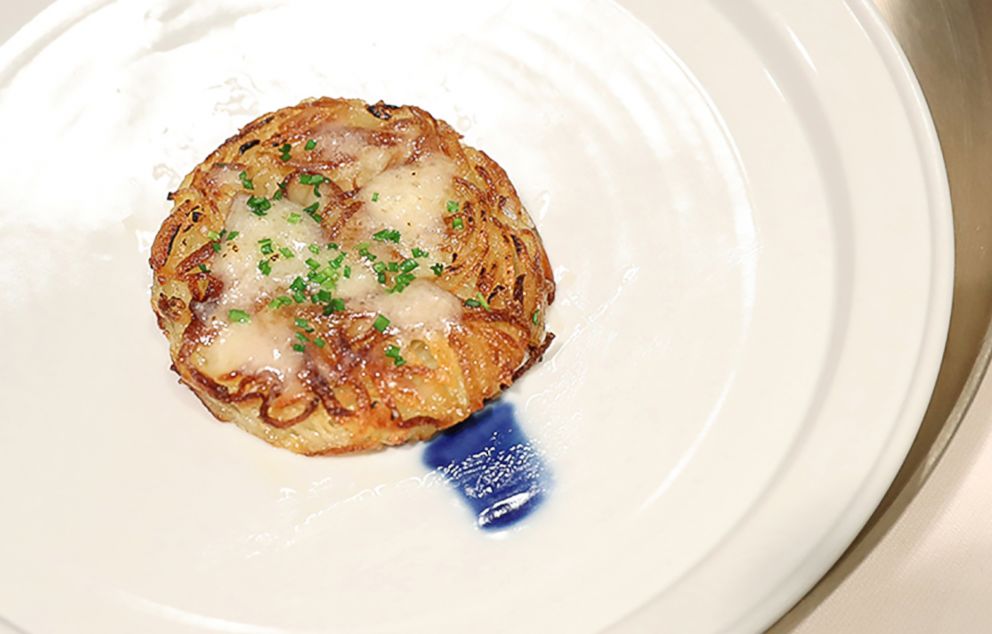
[150,97,555,454]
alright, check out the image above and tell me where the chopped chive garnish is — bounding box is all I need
[532,309,540,325]
[247,196,271,216]
[411,248,429,258]
[269,296,292,309]
[292,343,306,352]
[465,292,491,311]
[287,212,301,224]
[308,243,321,255]
[225,231,239,241]
[452,217,464,230]
[357,243,375,260]
[391,272,415,294]
[228,309,251,324]
[299,174,325,185]
[305,257,321,270]
[371,191,380,202]
[211,242,222,253]
[302,202,323,222]
[313,337,326,348]
[399,258,418,273]
[279,247,294,259]
[239,171,254,190]
[207,230,222,241]
[315,289,332,303]
[198,264,209,274]
[322,298,346,315]
[292,291,306,304]
[273,189,284,201]
[280,143,292,161]
[290,276,307,293]
[295,331,310,344]
[387,261,399,273]
[385,345,406,367]
[372,228,401,243]
[373,314,390,332]
[431,263,444,276]
[343,265,351,279]
[329,252,346,269]
[327,242,339,250]
[446,200,459,213]
[259,239,274,255]
[305,139,317,151]
[274,182,287,200]
[258,260,272,275]
[373,261,387,274]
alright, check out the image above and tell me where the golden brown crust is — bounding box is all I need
[150,97,555,455]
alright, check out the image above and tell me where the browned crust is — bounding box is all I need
[150,97,555,455]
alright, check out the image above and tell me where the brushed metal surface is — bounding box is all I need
[773,0,992,629]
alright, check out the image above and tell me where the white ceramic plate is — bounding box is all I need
[0,0,952,632]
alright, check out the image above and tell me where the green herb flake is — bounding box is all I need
[295,332,310,345]
[228,309,251,324]
[532,309,540,325]
[207,230,222,241]
[315,289,332,303]
[371,191,380,202]
[290,276,307,293]
[465,292,491,311]
[452,217,464,230]
[372,228,401,243]
[305,257,321,270]
[269,296,292,309]
[411,248,429,258]
[294,319,315,334]
[292,343,306,352]
[446,200,459,213]
[308,244,321,255]
[326,242,339,250]
[373,314,390,333]
[211,242,222,253]
[292,291,306,304]
[391,272,415,294]
[198,264,209,274]
[343,265,351,279]
[239,171,254,190]
[385,344,406,367]
[287,212,301,224]
[225,231,240,241]
[279,247,295,259]
[387,261,399,273]
[305,139,317,151]
[431,263,444,276]
[399,258,418,273]
[258,259,272,276]
[314,337,326,348]
[246,196,271,216]
[280,143,292,161]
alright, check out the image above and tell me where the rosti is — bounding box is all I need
[149,97,555,454]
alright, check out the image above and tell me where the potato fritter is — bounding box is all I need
[150,97,555,454]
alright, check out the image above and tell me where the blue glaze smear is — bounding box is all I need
[423,401,550,530]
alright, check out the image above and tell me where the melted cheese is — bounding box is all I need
[356,156,455,255]
[200,153,463,388]
[210,196,324,312]
[199,315,299,385]
[365,280,462,331]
